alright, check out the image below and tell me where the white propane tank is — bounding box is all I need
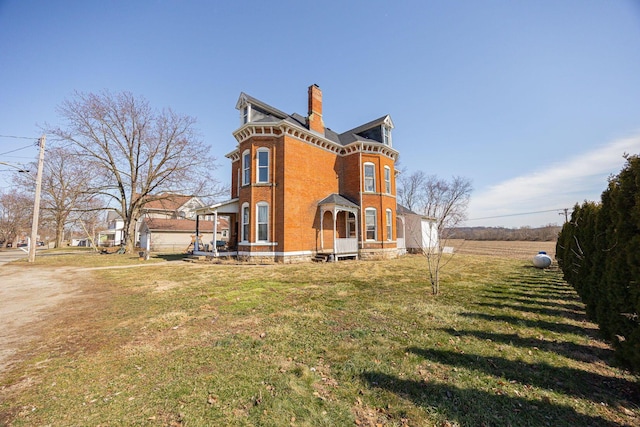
[532,251,552,268]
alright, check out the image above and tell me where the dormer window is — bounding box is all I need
[382,125,392,146]
[240,103,270,125]
[242,105,250,124]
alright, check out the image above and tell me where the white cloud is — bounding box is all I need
[466,135,640,227]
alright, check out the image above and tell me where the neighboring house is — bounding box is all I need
[98,193,217,250]
[396,205,439,254]
[98,210,125,247]
[195,84,403,262]
[139,218,215,252]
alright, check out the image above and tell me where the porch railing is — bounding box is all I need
[335,238,358,254]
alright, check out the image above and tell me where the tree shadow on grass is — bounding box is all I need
[482,288,580,302]
[480,295,585,312]
[459,312,601,339]
[360,370,622,427]
[474,301,585,322]
[406,347,639,405]
[437,327,615,364]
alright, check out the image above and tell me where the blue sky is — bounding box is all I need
[1,0,639,227]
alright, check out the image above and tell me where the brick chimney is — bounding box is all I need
[307,84,324,134]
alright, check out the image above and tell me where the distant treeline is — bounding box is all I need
[556,155,640,371]
[449,225,561,241]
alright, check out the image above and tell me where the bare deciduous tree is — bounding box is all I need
[400,173,473,295]
[48,91,220,253]
[0,190,32,247]
[14,146,97,248]
[397,169,426,212]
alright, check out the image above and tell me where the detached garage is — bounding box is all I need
[139,218,215,252]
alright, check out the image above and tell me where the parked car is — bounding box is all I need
[17,242,27,247]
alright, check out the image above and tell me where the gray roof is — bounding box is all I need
[237,92,391,147]
[318,193,359,208]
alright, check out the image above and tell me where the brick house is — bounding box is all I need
[195,84,405,262]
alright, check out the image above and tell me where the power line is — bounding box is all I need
[0,145,34,156]
[0,134,38,140]
[467,208,566,221]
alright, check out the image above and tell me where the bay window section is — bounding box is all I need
[384,166,391,194]
[257,202,269,242]
[242,150,251,186]
[365,208,377,241]
[364,163,375,193]
[241,203,250,242]
[257,148,269,183]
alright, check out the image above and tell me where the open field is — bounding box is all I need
[0,244,638,426]
[448,240,557,260]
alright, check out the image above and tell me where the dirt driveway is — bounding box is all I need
[0,264,83,373]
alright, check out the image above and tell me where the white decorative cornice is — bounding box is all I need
[231,121,399,161]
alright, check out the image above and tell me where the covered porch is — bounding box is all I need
[318,194,360,261]
[192,198,239,258]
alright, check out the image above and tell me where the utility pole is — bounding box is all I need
[28,134,46,263]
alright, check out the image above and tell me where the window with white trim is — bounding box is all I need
[256,202,269,242]
[242,150,250,186]
[382,125,392,146]
[241,105,250,124]
[384,166,391,194]
[257,148,269,183]
[364,163,375,193]
[241,203,250,242]
[365,208,377,241]
[386,209,393,241]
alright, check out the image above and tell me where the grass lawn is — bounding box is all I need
[1,253,638,426]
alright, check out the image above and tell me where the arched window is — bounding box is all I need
[241,203,250,242]
[257,148,269,183]
[364,163,375,193]
[256,202,269,242]
[242,150,251,186]
[384,166,391,194]
[365,208,377,241]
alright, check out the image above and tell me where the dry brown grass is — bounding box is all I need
[448,239,556,260]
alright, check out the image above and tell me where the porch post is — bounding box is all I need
[213,211,218,256]
[195,214,200,251]
[320,207,325,251]
[332,208,337,255]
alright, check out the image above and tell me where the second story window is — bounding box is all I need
[364,163,375,193]
[384,166,391,194]
[242,150,250,186]
[257,148,269,183]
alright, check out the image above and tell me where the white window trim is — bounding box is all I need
[384,166,391,194]
[364,162,376,193]
[257,147,270,184]
[386,209,393,241]
[241,203,250,242]
[242,149,250,186]
[382,125,392,146]
[256,202,269,242]
[241,104,251,125]
[365,208,377,241]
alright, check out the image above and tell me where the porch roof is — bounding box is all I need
[195,198,239,215]
[318,193,359,209]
